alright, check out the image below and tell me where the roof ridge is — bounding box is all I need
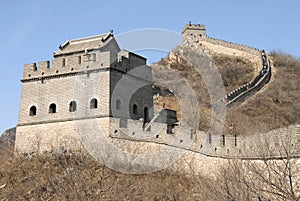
[70,33,108,45]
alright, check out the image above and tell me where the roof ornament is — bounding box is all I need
[58,40,70,50]
[109,29,114,37]
[101,30,114,42]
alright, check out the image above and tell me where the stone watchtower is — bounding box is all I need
[15,30,154,153]
[182,23,206,44]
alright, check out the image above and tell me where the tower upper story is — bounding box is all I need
[22,30,148,81]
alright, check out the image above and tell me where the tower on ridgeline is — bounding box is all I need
[182,23,206,44]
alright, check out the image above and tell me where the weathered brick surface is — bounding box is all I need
[18,71,111,126]
[15,26,300,175]
[15,117,110,154]
[16,34,153,154]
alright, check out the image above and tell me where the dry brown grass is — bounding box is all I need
[0,152,205,201]
[0,130,209,200]
[155,50,300,135]
[1,130,298,200]
[225,51,300,135]
[213,54,255,92]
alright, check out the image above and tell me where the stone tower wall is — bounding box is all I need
[23,51,112,80]
[16,33,154,154]
[15,117,110,154]
[18,71,111,126]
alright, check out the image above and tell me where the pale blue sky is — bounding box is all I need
[0,0,299,133]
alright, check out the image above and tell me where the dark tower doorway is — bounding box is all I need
[143,107,150,130]
[144,107,149,123]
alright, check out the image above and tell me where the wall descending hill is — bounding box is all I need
[157,25,300,136]
[203,36,260,56]
[223,51,271,106]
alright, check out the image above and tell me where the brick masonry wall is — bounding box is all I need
[18,71,111,126]
[16,37,154,155]
[15,27,299,175]
[23,51,112,80]
[15,117,110,154]
[108,120,300,174]
[109,68,154,120]
[15,115,300,174]
[181,24,262,73]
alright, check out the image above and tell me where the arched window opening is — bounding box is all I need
[69,101,77,112]
[90,98,98,109]
[29,106,37,116]
[116,99,121,110]
[49,103,56,113]
[133,104,138,115]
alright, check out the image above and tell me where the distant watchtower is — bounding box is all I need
[182,23,206,44]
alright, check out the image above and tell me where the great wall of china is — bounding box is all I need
[107,24,300,171]
[14,23,300,173]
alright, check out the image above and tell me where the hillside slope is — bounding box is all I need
[153,49,300,135]
[0,131,205,201]
[0,127,15,162]
[1,51,299,200]
[227,51,300,134]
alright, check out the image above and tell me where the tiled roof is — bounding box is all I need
[54,31,113,56]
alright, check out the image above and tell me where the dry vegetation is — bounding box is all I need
[213,54,255,92]
[0,129,198,200]
[0,153,193,200]
[226,50,300,135]
[0,142,202,200]
[155,55,211,130]
[1,48,299,200]
[1,129,299,200]
[155,50,300,135]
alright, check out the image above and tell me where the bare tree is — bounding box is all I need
[204,129,300,201]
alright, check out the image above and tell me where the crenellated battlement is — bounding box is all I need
[17,24,294,175]
[110,120,300,160]
[22,49,148,82]
[182,23,260,56]
[182,23,206,34]
[22,51,115,80]
[202,36,260,56]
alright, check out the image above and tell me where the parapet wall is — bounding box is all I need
[203,36,261,56]
[196,124,300,159]
[182,23,261,61]
[15,116,300,174]
[23,51,112,80]
[22,50,148,82]
[110,119,300,160]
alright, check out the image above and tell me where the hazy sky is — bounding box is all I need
[0,0,299,133]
